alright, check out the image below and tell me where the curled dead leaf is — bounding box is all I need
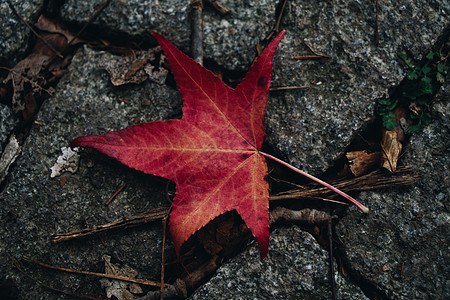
[4,15,74,116]
[98,47,168,86]
[4,54,52,113]
[34,15,83,46]
[346,150,382,177]
[100,255,143,300]
[381,129,402,173]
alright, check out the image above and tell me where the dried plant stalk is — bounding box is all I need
[270,166,418,201]
[23,256,168,288]
[53,166,418,243]
[52,207,169,243]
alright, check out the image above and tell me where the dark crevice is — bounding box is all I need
[303,24,450,300]
[42,0,67,19]
[203,58,247,88]
[333,236,391,300]
[260,23,450,300]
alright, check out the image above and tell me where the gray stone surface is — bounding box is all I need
[60,0,189,54]
[265,0,450,175]
[58,0,275,71]
[0,104,17,153]
[0,46,182,298]
[0,0,45,67]
[1,1,449,299]
[58,0,450,176]
[435,74,450,103]
[202,0,275,71]
[190,226,368,300]
[335,100,449,299]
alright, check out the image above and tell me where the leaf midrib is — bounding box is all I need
[165,43,258,151]
[87,142,256,152]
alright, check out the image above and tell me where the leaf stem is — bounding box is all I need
[260,152,370,213]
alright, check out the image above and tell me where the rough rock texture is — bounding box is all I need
[0,0,45,67]
[56,0,450,175]
[190,226,368,300]
[202,0,275,70]
[59,0,189,52]
[435,74,450,103]
[0,46,182,298]
[58,0,275,71]
[0,104,17,153]
[1,1,449,299]
[266,0,450,175]
[336,100,449,299]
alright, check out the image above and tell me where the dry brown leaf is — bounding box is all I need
[4,54,52,113]
[34,15,83,46]
[100,255,143,300]
[380,129,402,173]
[98,47,168,86]
[4,15,74,115]
[346,150,382,177]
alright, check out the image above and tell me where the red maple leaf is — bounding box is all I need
[72,31,368,259]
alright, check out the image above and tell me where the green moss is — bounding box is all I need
[378,46,448,133]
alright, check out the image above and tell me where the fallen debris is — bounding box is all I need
[0,135,21,184]
[22,256,166,288]
[98,48,168,86]
[380,129,402,173]
[50,147,80,178]
[100,255,143,300]
[346,150,382,177]
[52,207,170,243]
[270,166,419,201]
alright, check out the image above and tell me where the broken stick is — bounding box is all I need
[190,0,204,65]
[52,207,169,243]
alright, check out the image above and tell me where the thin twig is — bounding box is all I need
[294,55,325,60]
[328,218,337,300]
[204,0,231,15]
[164,180,174,204]
[160,213,169,300]
[66,0,112,47]
[7,254,98,300]
[273,0,287,34]
[105,182,126,205]
[295,43,332,60]
[269,165,418,201]
[6,0,64,58]
[52,207,170,243]
[23,256,169,288]
[294,196,349,206]
[375,0,379,47]
[190,0,204,65]
[304,42,332,58]
[269,85,309,91]
[264,0,288,42]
